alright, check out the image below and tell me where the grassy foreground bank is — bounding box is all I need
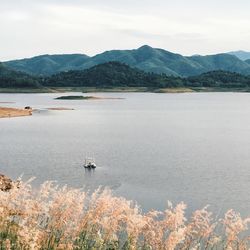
[0,180,250,250]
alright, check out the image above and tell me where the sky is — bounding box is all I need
[1,0,250,61]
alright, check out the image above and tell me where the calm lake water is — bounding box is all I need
[1,92,250,216]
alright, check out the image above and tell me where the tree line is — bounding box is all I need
[1,61,250,89]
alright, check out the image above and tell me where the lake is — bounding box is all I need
[1,92,250,216]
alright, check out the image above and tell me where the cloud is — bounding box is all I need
[0,0,250,60]
[117,29,169,39]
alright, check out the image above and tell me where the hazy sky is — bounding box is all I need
[1,0,250,60]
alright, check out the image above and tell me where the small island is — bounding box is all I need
[55,95,95,100]
[55,95,124,100]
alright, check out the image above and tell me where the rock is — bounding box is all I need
[0,174,14,191]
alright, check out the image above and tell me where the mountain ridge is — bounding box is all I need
[4,46,250,77]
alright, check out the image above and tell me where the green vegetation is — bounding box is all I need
[4,45,250,77]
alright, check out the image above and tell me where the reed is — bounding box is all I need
[0,180,250,250]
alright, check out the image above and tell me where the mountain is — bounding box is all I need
[4,54,89,76]
[78,45,195,76]
[0,63,41,88]
[228,51,250,61]
[245,59,250,65]
[4,46,250,77]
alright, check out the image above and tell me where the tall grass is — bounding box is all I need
[0,180,250,250]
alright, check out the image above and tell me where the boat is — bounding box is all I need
[84,157,97,169]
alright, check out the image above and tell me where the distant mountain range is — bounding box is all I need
[228,51,250,61]
[3,45,250,77]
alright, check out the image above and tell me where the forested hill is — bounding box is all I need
[45,62,250,88]
[44,61,183,88]
[2,61,250,90]
[187,71,250,88]
[0,63,41,88]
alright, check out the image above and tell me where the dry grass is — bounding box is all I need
[0,180,250,249]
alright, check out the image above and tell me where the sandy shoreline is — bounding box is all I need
[0,107,32,118]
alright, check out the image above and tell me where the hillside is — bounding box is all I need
[4,46,250,77]
[0,63,41,88]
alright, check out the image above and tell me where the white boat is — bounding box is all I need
[84,157,97,169]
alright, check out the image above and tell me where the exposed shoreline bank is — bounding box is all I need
[0,107,32,118]
[2,86,250,94]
